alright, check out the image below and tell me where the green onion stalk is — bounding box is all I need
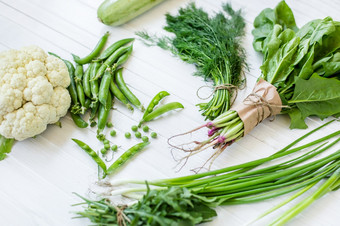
[74,121,340,225]
[169,1,340,167]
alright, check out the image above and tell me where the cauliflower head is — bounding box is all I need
[0,46,71,141]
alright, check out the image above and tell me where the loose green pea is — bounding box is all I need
[101,148,107,155]
[104,144,110,150]
[103,139,110,145]
[106,122,113,128]
[125,132,131,139]
[142,125,149,132]
[131,125,138,132]
[151,132,157,138]
[142,136,149,142]
[97,133,106,141]
[135,131,142,138]
[110,130,117,137]
[111,144,118,151]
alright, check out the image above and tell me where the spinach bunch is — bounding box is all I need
[253,0,340,129]
[74,186,217,225]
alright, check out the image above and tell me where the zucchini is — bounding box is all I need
[97,0,166,26]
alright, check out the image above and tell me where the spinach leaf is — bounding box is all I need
[252,0,297,52]
[290,73,340,120]
[260,29,300,86]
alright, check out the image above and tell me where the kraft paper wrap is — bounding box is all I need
[230,79,282,136]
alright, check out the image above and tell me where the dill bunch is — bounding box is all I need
[137,3,247,120]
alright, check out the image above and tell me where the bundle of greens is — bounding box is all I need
[137,2,247,120]
[74,186,217,225]
[74,121,340,225]
[169,1,340,166]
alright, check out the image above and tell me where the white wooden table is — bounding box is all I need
[1,0,340,225]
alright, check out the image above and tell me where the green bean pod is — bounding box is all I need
[141,102,184,123]
[110,77,133,111]
[142,91,170,120]
[70,113,88,128]
[115,68,144,112]
[112,45,133,70]
[96,38,134,61]
[106,142,150,175]
[83,64,93,98]
[93,45,131,80]
[98,69,112,109]
[72,138,107,174]
[73,32,110,65]
[90,62,101,102]
[97,92,112,132]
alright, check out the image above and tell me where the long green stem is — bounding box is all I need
[150,127,340,186]
[248,182,317,225]
[270,167,340,226]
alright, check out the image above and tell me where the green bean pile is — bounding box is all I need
[49,33,143,131]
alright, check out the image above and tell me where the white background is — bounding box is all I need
[0,0,340,225]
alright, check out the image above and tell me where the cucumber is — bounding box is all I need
[97,0,165,26]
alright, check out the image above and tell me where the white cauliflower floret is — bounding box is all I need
[0,85,23,115]
[45,55,70,87]
[24,76,54,105]
[0,46,71,141]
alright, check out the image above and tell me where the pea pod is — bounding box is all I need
[115,68,144,112]
[90,62,101,102]
[97,38,134,61]
[84,98,92,109]
[83,64,93,98]
[142,91,170,120]
[106,142,149,175]
[72,138,107,174]
[70,113,88,128]
[140,102,184,124]
[110,78,133,111]
[112,44,133,70]
[98,92,112,132]
[65,62,78,107]
[73,32,110,65]
[93,45,132,80]
[89,101,99,127]
[98,69,112,109]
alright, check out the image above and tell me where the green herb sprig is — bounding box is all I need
[137,3,247,120]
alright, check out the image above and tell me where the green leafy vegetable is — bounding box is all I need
[137,2,247,120]
[0,134,15,160]
[74,186,217,225]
